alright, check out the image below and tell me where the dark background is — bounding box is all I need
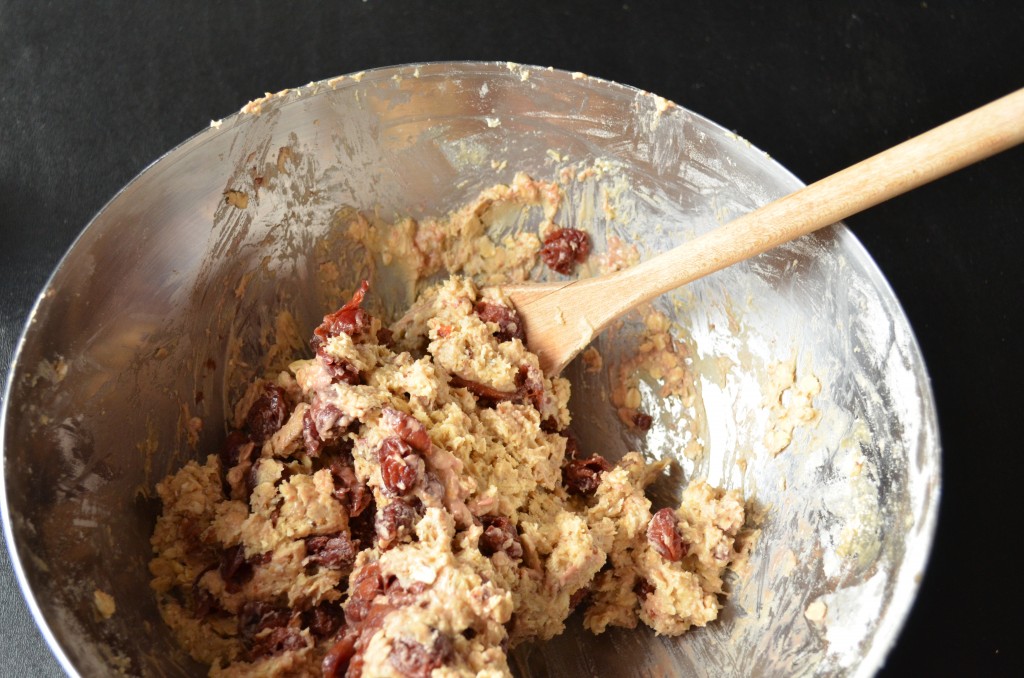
[1,1,1021,675]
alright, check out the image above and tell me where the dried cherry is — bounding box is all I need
[389,633,454,678]
[312,280,372,351]
[448,374,516,406]
[479,515,524,561]
[563,455,611,496]
[249,626,305,659]
[382,407,431,454]
[328,457,372,518]
[386,579,427,608]
[474,300,525,343]
[540,228,590,275]
[245,459,262,499]
[305,532,358,570]
[191,565,218,619]
[634,577,656,600]
[245,384,290,444]
[631,411,654,432]
[219,430,256,499]
[344,563,385,626]
[563,433,581,460]
[514,365,545,411]
[302,602,345,639]
[378,437,419,496]
[310,401,345,438]
[569,585,591,611]
[219,545,256,594]
[376,500,420,551]
[647,508,688,562]
[322,629,358,678]
[449,365,545,411]
[239,601,292,640]
[220,429,253,468]
[301,409,323,457]
[318,349,362,385]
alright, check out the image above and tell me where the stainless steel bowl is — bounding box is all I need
[1,62,939,676]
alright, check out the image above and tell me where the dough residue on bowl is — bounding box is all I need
[763,358,821,456]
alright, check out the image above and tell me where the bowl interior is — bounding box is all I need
[2,63,939,677]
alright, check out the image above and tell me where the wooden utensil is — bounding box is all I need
[504,87,1024,375]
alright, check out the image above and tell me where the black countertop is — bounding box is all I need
[2,1,1021,675]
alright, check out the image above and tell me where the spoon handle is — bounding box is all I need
[588,87,1024,329]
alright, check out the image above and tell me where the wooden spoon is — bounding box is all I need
[504,87,1024,376]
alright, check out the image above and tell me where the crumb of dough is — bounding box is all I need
[764,359,821,456]
[37,356,69,384]
[804,599,827,622]
[187,415,203,449]
[595,237,702,454]
[595,234,640,274]
[611,308,695,434]
[582,346,603,373]
[261,310,307,375]
[97,643,133,674]
[344,172,560,287]
[224,190,249,209]
[94,589,116,619]
[150,276,750,677]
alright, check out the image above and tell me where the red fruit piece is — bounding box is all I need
[563,433,581,460]
[249,626,305,660]
[448,365,545,411]
[647,508,688,562]
[302,601,344,639]
[220,429,253,468]
[318,349,362,385]
[448,374,517,407]
[322,629,358,678]
[382,407,431,454]
[245,384,290,444]
[515,365,545,411]
[634,577,655,600]
[310,402,345,439]
[389,633,454,678]
[336,559,437,678]
[569,585,591,611]
[474,300,526,343]
[328,459,372,518]
[219,545,255,594]
[305,532,358,570]
[239,601,291,640]
[312,280,372,351]
[386,578,427,608]
[376,500,421,551]
[344,563,385,626]
[219,430,256,499]
[631,411,654,432]
[377,437,420,496]
[191,565,219,619]
[540,228,591,275]
[563,455,611,496]
[301,409,323,457]
[478,515,524,560]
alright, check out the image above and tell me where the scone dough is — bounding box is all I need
[150,277,746,677]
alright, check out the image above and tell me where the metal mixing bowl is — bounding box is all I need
[1,62,939,676]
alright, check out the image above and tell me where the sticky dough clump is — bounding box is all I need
[151,188,748,677]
